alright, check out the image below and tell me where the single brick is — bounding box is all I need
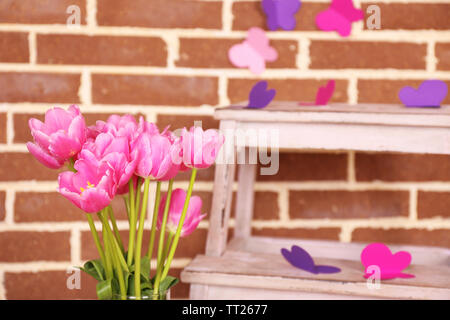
[310,41,426,69]
[0,231,71,262]
[5,271,97,300]
[228,79,348,104]
[230,191,280,220]
[174,166,216,182]
[289,190,409,219]
[156,114,219,132]
[361,3,450,30]
[435,43,450,71]
[92,74,218,106]
[252,227,341,241]
[417,191,450,219]
[256,152,347,181]
[176,38,298,69]
[14,192,128,222]
[0,112,6,143]
[97,0,222,29]
[0,191,5,221]
[352,228,450,248]
[37,34,167,66]
[0,0,87,24]
[0,32,29,63]
[358,79,450,104]
[0,72,81,103]
[232,1,327,31]
[0,152,61,181]
[355,153,450,182]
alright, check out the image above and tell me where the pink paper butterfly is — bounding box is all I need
[316,0,364,37]
[228,27,278,75]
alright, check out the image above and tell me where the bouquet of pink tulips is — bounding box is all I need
[27,105,224,300]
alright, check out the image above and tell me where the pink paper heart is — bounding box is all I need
[361,243,415,280]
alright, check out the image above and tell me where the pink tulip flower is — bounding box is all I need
[180,126,224,169]
[80,132,138,194]
[88,114,139,142]
[58,158,117,213]
[133,130,181,181]
[157,188,206,237]
[27,105,86,169]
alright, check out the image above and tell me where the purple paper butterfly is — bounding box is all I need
[398,79,448,108]
[262,0,302,31]
[247,81,276,109]
[281,245,341,274]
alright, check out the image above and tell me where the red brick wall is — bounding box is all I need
[0,0,449,300]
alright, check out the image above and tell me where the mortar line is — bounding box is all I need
[5,111,14,145]
[297,37,310,70]
[4,190,15,225]
[2,24,450,40]
[79,68,92,106]
[28,31,37,65]
[70,227,82,266]
[347,151,356,184]
[222,0,233,32]
[0,271,5,300]
[0,63,449,79]
[277,186,289,222]
[218,75,230,106]
[409,187,418,221]
[86,0,98,27]
[1,180,450,191]
[426,40,437,73]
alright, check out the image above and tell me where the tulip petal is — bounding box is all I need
[68,115,86,145]
[48,131,82,160]
[27,142,64,169]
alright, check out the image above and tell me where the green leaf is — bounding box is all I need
[129,256,150,281]
[159,276,179,292]
[96,279,113,300]
[79,259,105,281]
[97,278,120,300]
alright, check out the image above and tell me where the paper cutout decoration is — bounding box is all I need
[315,0,364,37]
[299,80,335,106]
[398,80,448,108]
[361,243,415,280]
[262,0,302,31]
[281,245,341,274]
[228,27,278,75]
[247,81,276,109]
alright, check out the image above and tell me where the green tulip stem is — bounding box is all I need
[146,181,162,276]
[86,213,106,270]
[127,179,137,266]
[107,206,125,254]
[158,232,174,272]
[153,179,174,297]
[160,168,197,282]
[98,213,113,279]
[134,177,150,300]
[100,210,126,300]
[135,177,142,215]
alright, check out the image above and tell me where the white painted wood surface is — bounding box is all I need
[186,102,450,300]
[181,238,450,300]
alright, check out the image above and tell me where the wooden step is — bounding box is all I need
[181,237,450,300]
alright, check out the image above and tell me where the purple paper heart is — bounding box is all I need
[247,81,276,109]
[262,0,302,31]
[281,245,341,274]
[398,80,448,108]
